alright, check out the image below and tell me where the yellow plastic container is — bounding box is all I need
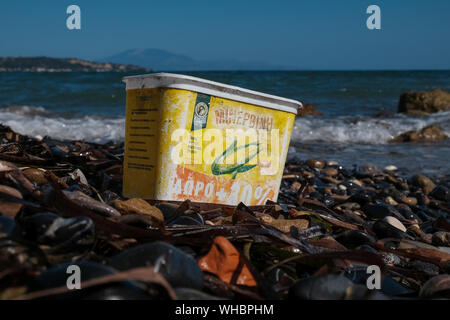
[122,73,301,206]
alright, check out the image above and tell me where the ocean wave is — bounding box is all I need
[0,105,124,143]
[1,105,449,145]
[291,111,450,144]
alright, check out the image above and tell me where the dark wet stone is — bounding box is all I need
[344,268,411,296]
[383,188,404,203]
[349,189,377,205]
[355,244,379,253]
[108,242,203,290]
[397,206,422,222]
[432,231,450,246]
[373,220,412,240]
[154,203,180,223]
[322,195,335,207]
[289,274,388,300]
[357,165,383,177]
[32,261,151,300]
[169,212,204,226]
[415,210,433,222]
[337,166,352,177]
[335,230,376,249]
[407,261,439,277]
[21,213,95,253]
[306,158,325,169]
[0,216,16,236]
[174,288,222,300]
[420,275,450,299]
[430,185,450,202]
[362,203,400,219]
[51,146,70,159]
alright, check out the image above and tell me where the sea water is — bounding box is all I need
[0,70,449,175]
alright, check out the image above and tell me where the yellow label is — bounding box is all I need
[123,88,295,206]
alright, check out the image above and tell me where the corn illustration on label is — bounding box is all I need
[123,85,296,206]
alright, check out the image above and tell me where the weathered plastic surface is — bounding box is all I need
[123,73,300,205]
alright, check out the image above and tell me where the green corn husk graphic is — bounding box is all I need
[211,139,260,179]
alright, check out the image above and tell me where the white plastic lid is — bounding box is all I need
[123,72,300,115]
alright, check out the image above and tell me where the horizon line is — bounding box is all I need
[1,56,450,72]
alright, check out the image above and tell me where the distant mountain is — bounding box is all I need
[101,48,289,71]
[0,57,151,72]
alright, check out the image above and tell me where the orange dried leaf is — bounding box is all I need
[198,236,257,287]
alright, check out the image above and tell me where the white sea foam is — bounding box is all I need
[1,106,449,145]
[0,106,125,143]
[291,111,450,144]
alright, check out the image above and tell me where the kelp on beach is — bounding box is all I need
[0,123,449,300]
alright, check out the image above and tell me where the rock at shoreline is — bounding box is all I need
[398,89,450,115]
[389,124,448,143]
[297,103,322,117]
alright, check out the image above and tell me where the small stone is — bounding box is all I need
[290,181,302,192]
[0,216,16,236]
[0,185,23,218]
[351,179,363,187]
[321,176,341,184]
[108,242,203,289]
[322,167,338,177]
[262,218,309,233]
[22,168,48,185]
[335,230,376,248]
[302,170,315,179]
[385,196,398,206]
[21,213,95,253]
[384,165,397,171]
[306,158,325,169]
[432,231,450,247]
[362,203,400,219]
[383,216,407,232]
[401,196,418,206]
[411,174,436,195]
[420,275,450,299]
[429,185,450,202]
[373,220,410,239]
[154,203,180,223]
[113,198,164,226]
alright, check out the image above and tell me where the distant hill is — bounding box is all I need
[0,57,151,72]
[102,48,289,71]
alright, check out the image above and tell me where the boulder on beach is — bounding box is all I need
[297,103,322,117]
[389,124,448,143]
[398,89,450,115]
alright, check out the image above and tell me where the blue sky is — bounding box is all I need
[1,0,449,70]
